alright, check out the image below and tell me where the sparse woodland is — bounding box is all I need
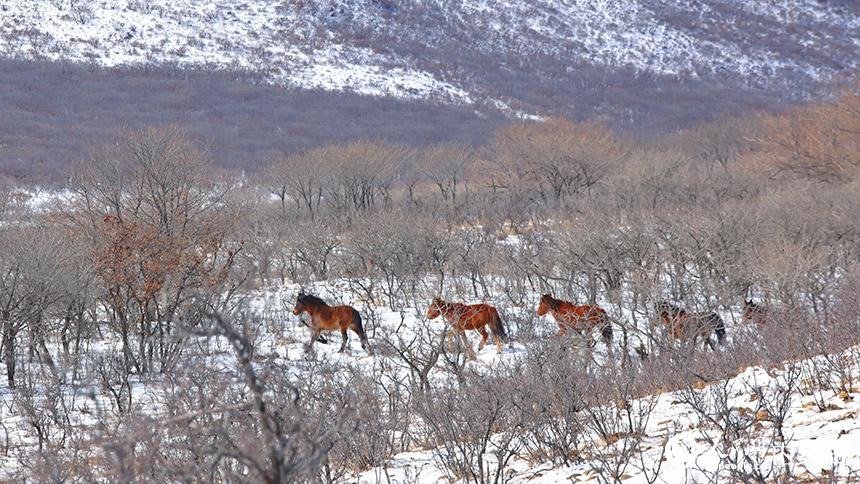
[0,85,859,482]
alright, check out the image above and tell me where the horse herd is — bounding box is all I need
[292,292,769,358]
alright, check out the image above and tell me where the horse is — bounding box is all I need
[293,293,372,355]
[427,297,509,359]
[655,301,725,351]
[742,299,767,326]
[537,294,613,346]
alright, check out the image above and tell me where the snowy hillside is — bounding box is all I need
[0,1,474,104]
[1,0,857,114]
[4,279,859,482]
[360,360,860,483]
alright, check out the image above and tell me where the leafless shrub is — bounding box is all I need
[418,370,523,484]
[300,364,406,480]
[0,225,64,388]
[90,352,134,416]
[11,368,72,454]
[580,365,663,484]
[753,89,860,184]
[382,316,445,394]
[67,127,244,375]
[512,343,587,467]
[489,118,625,206]
[418,143,474,209]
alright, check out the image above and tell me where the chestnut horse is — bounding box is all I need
[293,293,372,355]
[742,299,767,326]
[655,301,725,351]
[427,297,508,359]
[537,294,613,346]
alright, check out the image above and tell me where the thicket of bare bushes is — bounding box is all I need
[0,60,506,183]
[0,85,859,482]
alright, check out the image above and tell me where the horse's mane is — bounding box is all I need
[543,294,563,311]
[434,298,466,313]
[442,298,462,307]
[298,293,330,307]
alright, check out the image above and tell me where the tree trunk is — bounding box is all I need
[3,325,16,388]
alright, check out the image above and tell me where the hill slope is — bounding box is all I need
[0,0,858,180]
[1,0,857,118]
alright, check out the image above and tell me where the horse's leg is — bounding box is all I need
[356,328,371,355]
[446,328,456,351]
[477,327,489,351]
[338,326,349,353]
[350,321,373,355]
[493,333,504,354]
[458,330,476,360]
[305,327,322,354]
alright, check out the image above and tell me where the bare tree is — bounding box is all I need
[419,143,473,208]
[491,118,625,204]
[0,225,63,387]
[67,127,244,374]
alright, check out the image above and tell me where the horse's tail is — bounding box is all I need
[489,308,509,344]
[351,308,373,355]
[712,313,726,345]
[351,308,364,334]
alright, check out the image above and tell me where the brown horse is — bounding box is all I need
[655,301,725,351]
[742,299,767,326]
[537,294,613,346]
[427,297,508,359]
[293,293,372,355]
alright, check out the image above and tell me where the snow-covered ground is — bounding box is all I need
[357,360,860,483]
[256,283,860,482]
[2,276,858,481]
[1,187,74,212]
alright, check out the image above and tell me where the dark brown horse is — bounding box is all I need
[427,297,508,359]
[537,294,613,346]
[742,299,767,326]
[293,293,372,355]
[655,301,725,350]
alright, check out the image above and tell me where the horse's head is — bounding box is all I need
[427,297,443,320]
[294,293,329,316]
[293,293,307,315]
[537,294,552,316]
[743,300,764,324]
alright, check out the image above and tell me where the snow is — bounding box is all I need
[0,0,856,112]
[0,0,472,103]
[0,188,75,214]
[171,280,860,482]
[355,351,860,483]
[452,0,858,82]
[2,272,858,481]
